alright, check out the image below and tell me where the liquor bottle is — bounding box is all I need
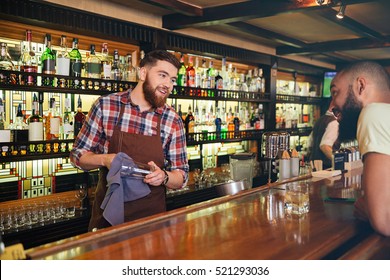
[85,44,101,79]
[207,60,216,90]
[68,38,83,88]
[28,93,44,141]
[177,104,183,122]
[56,35,70,87]
[62,97,74,139]
[124,54,137,82]
[194,57,201,88]
[41,34,56,86]
[0,42,15,84]
[74,95,86,138]
[256,104,265,130]
[215,70,223,90]
[101,43,112,80]
[0,97,5,130]
[0,42,14,71]
[9,103,28,145]
[259,68,266,94]
[45,98,61,140]
[177,55,187,87]
[186,56,195,88]
[221,57,229,90]
[20,30,37,86]
[184,105,195,138]
[215,107,222,139]
[111,49,122,81]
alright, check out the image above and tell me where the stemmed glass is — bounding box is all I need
[75,184,87,210]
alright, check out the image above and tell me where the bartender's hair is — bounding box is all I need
[340,60,390,92]
[140,49,181,70]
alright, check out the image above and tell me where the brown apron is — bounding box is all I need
[88,101,166,231]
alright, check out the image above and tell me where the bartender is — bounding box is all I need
[70,50,189,230]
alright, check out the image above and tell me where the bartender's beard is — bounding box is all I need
[338,85,363,143]
[143,76,168,108]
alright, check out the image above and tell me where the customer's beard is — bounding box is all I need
[143,76,168,108]
[338,86,363,143]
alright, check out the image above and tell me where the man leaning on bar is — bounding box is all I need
[331,60,390,237]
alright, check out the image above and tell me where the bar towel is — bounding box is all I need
[101,152,151,226]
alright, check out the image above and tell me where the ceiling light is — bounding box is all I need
[315,0,326,5]
[336,4,346,19]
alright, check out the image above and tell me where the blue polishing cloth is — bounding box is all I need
[101,152,151,226]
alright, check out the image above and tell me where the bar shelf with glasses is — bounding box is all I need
[0,70,137,95]
[0,139,75,162]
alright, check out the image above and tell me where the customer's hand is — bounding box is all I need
[354,196,369,222]
[144,161,166,186]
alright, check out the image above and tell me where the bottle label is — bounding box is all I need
[43,59,56,73]
[63,123,74,134]
[50,117,60,134]
[103,64,111,79]
[86,62,101,75]
[70,60,83,77]
[28,122,44,141]
[56,57,70,76]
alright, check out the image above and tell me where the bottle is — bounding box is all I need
[177,55,187,88]
[184,105,195,139]
[186,56,195,88]
[41,34,56,86]
[257,104,265,130]
[101,43,112,80]
[9,103,28,146]
[111,49,122,81]
[20,30,37,86]
[74,95,86,138]
[68,38,83,88]
[56,35,70,87]
[0,42,14,71]
[0,97,5,130]
[0,42,15,84]
[194,57,201,89]
[28,93,44,141]
[124,54,137,82]
[62,97,74,139]
[177,104,183,122]
[215,107,222,139]
[85,44,101,79]
[259,68,266,94]
[215,70,223,90]
[45,98,61,140]
[207,60,216,93]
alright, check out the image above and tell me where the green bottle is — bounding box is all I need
[41,34,56,86]
[68,38,83,88]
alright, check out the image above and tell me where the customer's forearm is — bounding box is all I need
[320,145,333,160]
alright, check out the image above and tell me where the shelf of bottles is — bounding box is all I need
[172,85,271,102]
[0,70,136,95]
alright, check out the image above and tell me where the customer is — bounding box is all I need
[307,97,339,169]
[70,50,189,231]
[331,60,390,236]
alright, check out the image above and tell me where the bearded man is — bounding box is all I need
[70,50,189,230]
[331,61,390,236]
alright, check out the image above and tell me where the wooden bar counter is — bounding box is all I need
[25,167,388,260]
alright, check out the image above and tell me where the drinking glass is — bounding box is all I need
[75,184,87,210]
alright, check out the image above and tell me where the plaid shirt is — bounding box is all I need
[70,90,189,185]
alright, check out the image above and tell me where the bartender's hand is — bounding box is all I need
[354,196,369,222]
[144,161,166,186]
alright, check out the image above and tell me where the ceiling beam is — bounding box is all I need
[226,22,306,49]
[162,0,377,30]
[138,0,203,16]
[315,8,384,40]
[276,36,390,56]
